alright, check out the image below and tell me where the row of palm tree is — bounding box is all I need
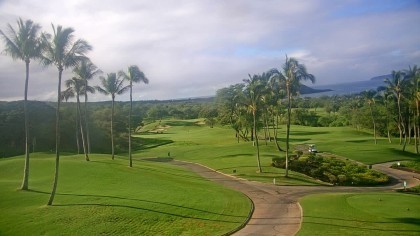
[355,66,419,154]
[0,18,148,205]
[220,56,315,175]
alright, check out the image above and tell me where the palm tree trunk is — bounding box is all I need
[416,99,420,154]
[274,112,284,152]
[398,95,403,145]
[84,91,91,154]
[111,96,115,160]
[263,115,268,146]
[385,101,392,143]
[77,94,89,161]
[21,60,30,190]
[285,85,291,177]
[129,82,133,167]
[47,68,63,206]
[368,103,377,144]
[253,110,262,173]
[75,104,80,154]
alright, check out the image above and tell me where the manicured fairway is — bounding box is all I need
[298,193,420,236]
[0,153,251,235]
[136,120,418,184]
[137,120,325,185]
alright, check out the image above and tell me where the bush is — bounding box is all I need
[272,154,389,186]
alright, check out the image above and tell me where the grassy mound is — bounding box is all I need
[0,154,251,235]
[298,193,420,235]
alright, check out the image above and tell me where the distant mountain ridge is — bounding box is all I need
[370,74,392,81]
[299,84,332,94]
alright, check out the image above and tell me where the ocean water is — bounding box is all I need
[305,79,386,97]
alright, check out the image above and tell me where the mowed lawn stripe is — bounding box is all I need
[0,154,251,235]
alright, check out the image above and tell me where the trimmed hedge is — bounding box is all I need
[272,154,389,186]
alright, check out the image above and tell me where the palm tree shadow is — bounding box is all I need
[28,189,244,220]
[53,203,242,223]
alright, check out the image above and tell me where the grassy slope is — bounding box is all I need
[137,120,418,179]
[137,120,324,185]
[298,192,420,236]
[0,153,250,235]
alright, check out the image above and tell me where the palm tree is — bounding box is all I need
[271,56,315,177]
[377,86,393,143]
[65,77,90,161]
[243,74,267,173]
[96,73,130,160]
[118,65,148,167]
[404,65,420,153]
[60,87,81,153]
[385,71,406,145]
[362,90,378,144]
[0,18,43,190]
[73,60,101,154]
[41,24,92,205]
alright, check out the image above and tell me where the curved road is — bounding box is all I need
[170,161,420,236]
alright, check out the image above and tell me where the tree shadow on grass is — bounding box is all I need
[28,189,244,222]
[389,149,419,160]
[303,215,420,232]
[165,120,201,127]
[291,131,330,136]
[132,136,174,150]
[346,139,369,143]
[90,159,208,181]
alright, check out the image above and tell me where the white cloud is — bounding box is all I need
[0,0,419,101]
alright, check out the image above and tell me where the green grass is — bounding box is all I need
[136,119,324,185]
[298,192,420,235]
[136,120,418,184]
[2,119,419,234]
[0,153,251,235]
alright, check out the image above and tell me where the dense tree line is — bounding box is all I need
[214,65,420,157]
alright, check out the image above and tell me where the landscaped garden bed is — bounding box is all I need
[272,153,390,186]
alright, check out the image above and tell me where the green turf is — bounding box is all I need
[136,120,325,185]
[0,153,251,235]
[135,119,418,183]
[298,192,420,235]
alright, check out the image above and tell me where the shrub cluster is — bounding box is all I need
[272,154,389,186]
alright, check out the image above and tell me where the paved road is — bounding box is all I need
[169,160,420,236]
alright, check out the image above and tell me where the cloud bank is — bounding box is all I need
[0,0,419,101]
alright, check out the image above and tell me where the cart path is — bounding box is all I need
[164,160,420,236]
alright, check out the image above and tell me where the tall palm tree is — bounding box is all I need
[118,65,148,167]
[271,56,315,177]
[60,87,81,153]
[243,74,267,173]
[65,77,90,161]
[377,86,393,143]
[0,18,43,190]
[404,65,420,153]
[41,24,92,205]
[385,71,406,145]
[73,60,101,154]
[362,90,378,144]
[96,73,130,160]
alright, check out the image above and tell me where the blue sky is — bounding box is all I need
[0,0,419,101]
